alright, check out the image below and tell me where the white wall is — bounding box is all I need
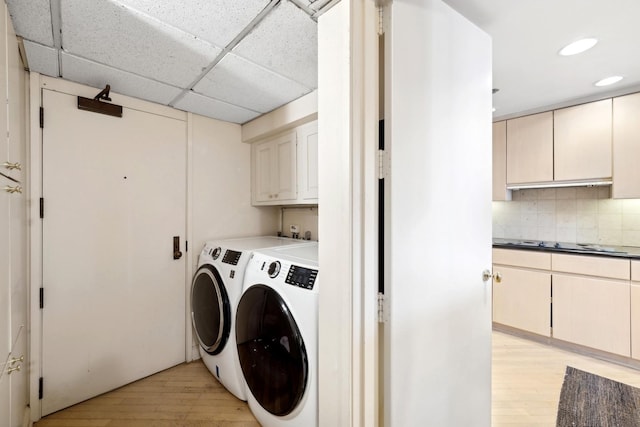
[493,187,640,247]
[190,113,279,266]
[281,206,318,240]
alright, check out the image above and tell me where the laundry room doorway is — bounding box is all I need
[39,85,187,416]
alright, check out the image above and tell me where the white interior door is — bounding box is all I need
[385,1,493,425]
[41,89,187,415]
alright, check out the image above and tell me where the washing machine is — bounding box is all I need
[190,236,314,401]
[236,243,319,427]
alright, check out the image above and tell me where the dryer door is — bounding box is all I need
[236,284,308,416]
[191,265,231,355]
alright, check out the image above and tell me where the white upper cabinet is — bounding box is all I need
[251,120,319,206]
[506,111,553,184]
[554,99,612,181]
[613,92,640,199]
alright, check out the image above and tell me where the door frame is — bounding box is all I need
[28,74,194,421]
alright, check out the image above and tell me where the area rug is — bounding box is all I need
[556,366,640,426]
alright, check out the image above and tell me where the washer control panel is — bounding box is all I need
[268,261,281,278]
[222,249,242,265]
[211,247,222,260]
[285,265,318,290]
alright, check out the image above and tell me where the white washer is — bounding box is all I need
[190,236,313,401]
[236,243,319,427]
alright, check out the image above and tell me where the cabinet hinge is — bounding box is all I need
[40,197,44,219]
[378,150,389,180]
[39,107,44,129]
[377,292,387,323]
[39,377,43,399]
[40,287,44,309]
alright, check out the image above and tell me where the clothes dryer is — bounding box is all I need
[236,243,319,427]
[191,236,313,401]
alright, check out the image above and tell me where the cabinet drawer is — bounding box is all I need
[552,253,630,280]
[632,260,640,282]
[492,248,551,270]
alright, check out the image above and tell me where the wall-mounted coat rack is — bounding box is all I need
[77,84,123,118]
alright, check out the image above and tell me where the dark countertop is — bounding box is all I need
[493,238,640,260]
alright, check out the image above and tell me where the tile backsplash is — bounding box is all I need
[493,187,640,247]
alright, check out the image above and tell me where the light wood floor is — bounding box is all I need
[35,332,640,426]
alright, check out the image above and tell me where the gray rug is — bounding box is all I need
[556,366,640,427]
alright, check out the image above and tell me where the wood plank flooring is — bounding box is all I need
[35,332,640,426]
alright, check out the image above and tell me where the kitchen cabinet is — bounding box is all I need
[252,130,297,204]
[251,120,319,206]
[551,254,630,357]
[492,121,510,201]
[632,261,640,360]
[492,249,551,336]
[613,92,640,199]
[506,111,553,184]
[554,99,612,181]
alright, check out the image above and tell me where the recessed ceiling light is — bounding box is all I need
[595,76,623,87]
[559,38,598,56]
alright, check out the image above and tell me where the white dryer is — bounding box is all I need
[236,243,319,427]
[190,236,313,401]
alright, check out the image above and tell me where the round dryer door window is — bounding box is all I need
[191,265,231,355]
[236,284,308,416]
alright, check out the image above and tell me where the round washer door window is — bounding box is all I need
[236,284,308,416]
[191,265,231,355]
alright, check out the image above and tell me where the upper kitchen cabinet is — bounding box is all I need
[492,121,510,201]
[251,120,319,206]
[506,111,553,184]
[613,92,640,199]
[252,130,297,205]
[554,99,612,181]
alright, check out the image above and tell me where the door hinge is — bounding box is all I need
[40,287,44,309]
[186,240,188,252]
[40,197,44,219]
[39,107,44,128]
[377,292,387,323]
[39,377,43,399]
[377,7,384,35]
[378,149,389,180]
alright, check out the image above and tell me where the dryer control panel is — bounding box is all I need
[285,265,318,290]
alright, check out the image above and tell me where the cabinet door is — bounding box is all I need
[506,111,553,184]
[632,284,640,360]
[553,274,630,356]
[554,99,612,181]
[273,132,296,201]
[253,140,276,202]
[492,265,551,336]
[492,121,509,201]
[297,121,318,201]
[613,93,640,198]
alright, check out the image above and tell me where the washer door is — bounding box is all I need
[236,284,308,416]
[191,265,231,355]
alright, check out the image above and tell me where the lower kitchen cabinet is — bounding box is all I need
[492,265,551,336]
[632,261,640,360]
[552,274,630,357]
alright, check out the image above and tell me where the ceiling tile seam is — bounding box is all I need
[56,48,184,91]
[312,0,342,19]
[168,0,283,107]
[287,0,318,21]
[226,50,316,91]
[50,0,62,77]
[181,93,263,116]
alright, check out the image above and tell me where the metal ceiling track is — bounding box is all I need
[168,0,283,107]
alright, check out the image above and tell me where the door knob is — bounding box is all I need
[173,236,183,260]
[482,269,502,283]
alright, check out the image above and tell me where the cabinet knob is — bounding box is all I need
[482,269,502,283]
[3,161,21,171]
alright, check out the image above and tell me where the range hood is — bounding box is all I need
[506,179,612,191]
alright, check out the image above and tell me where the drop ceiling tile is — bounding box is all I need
[174,92,261,124]
[115,0,270,48]
[23,40,59,77]
[6,0,54,46]
[60,52,183,106]
[193,53,311,113]
[233,0,317,88]
[61,0,222,87]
